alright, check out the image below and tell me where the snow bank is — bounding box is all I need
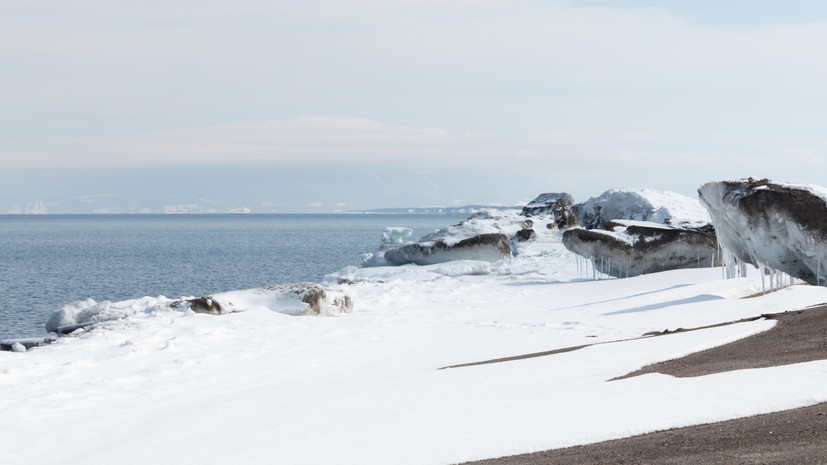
[45,283,353,335]
[45,297,155,334]
[326,260,491,284]
[573,188,709,229]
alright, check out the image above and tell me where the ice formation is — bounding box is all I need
[573,188,710,230]
[699,178,827,287]
[381,227,413,245]
[562,220,720,278]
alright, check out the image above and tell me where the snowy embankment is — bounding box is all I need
[3,212,827,465]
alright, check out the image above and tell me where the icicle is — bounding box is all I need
[760,265,765,294]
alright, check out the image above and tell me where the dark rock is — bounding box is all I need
[516,228,536,242]
[521,192,579,229]
[384,233,512,266]
[185,296,223,315]
[699,178,827,285]
[562,221,721,278]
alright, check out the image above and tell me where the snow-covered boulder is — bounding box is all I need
[520,192,579,229]
[572,188,710,230]
[384,233,511,266]
[177,283,353,316]
[562,220,720,278]
[698,178,827,286]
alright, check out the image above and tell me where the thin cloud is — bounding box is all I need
[5,116,490,170]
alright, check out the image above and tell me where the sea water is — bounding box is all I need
[0,214,464,340]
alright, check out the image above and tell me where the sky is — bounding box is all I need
[3,0,827,213]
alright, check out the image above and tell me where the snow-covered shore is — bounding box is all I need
[3,216,827,465]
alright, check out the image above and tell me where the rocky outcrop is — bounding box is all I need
[520,193,579,229]
[562,221,720,278]
[384,233,512,266]
[572,188,710,230]
[698,178,827,286]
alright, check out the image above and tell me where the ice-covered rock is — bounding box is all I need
[520,192,579,229]
[572,188,710,230]
[698,178,827,286]
[176,283,353,316]
[418,209,527,244]
[384,233,511,266]
[562,220,720,278]
[45,298,130,334]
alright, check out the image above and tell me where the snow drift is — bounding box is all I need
[46,283,353,335]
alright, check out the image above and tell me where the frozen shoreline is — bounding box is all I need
[3,222,827,464]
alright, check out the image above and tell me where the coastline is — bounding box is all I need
[462,304,827,464]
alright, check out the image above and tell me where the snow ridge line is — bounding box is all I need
[437,315,768,371]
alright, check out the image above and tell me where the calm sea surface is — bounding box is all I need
[0,214,465,340]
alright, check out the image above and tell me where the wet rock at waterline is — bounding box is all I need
[699,178,827,286]
[562,220,721,278]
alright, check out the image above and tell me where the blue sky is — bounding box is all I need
[3,0,827,213]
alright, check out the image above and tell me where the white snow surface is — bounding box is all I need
[576,188,709,228]
[4,231,827,465]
